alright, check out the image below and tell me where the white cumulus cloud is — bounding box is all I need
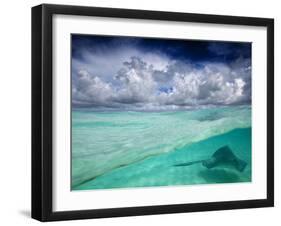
[72,54,251,110]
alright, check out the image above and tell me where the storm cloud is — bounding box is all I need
[72,35,251,110]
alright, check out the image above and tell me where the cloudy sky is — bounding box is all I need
[72,34,251,110]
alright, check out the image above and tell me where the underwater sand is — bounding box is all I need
[72,105,251,190]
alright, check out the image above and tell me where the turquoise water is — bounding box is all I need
[72,105,251,190]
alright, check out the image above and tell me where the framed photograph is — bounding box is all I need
[32,4,274,221]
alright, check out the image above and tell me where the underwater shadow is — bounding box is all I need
[198,168,240,183]
[195,112,222,122]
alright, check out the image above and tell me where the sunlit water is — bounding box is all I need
[72,105,251,190]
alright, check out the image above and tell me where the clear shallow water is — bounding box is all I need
[72,105,251,190]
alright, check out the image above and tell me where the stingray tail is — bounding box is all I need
[173,160,203,167]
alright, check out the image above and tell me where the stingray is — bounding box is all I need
[173,145,247,172]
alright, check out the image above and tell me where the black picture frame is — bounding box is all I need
[32,4,274,222]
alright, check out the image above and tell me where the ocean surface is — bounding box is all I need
[72,105,251,190]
